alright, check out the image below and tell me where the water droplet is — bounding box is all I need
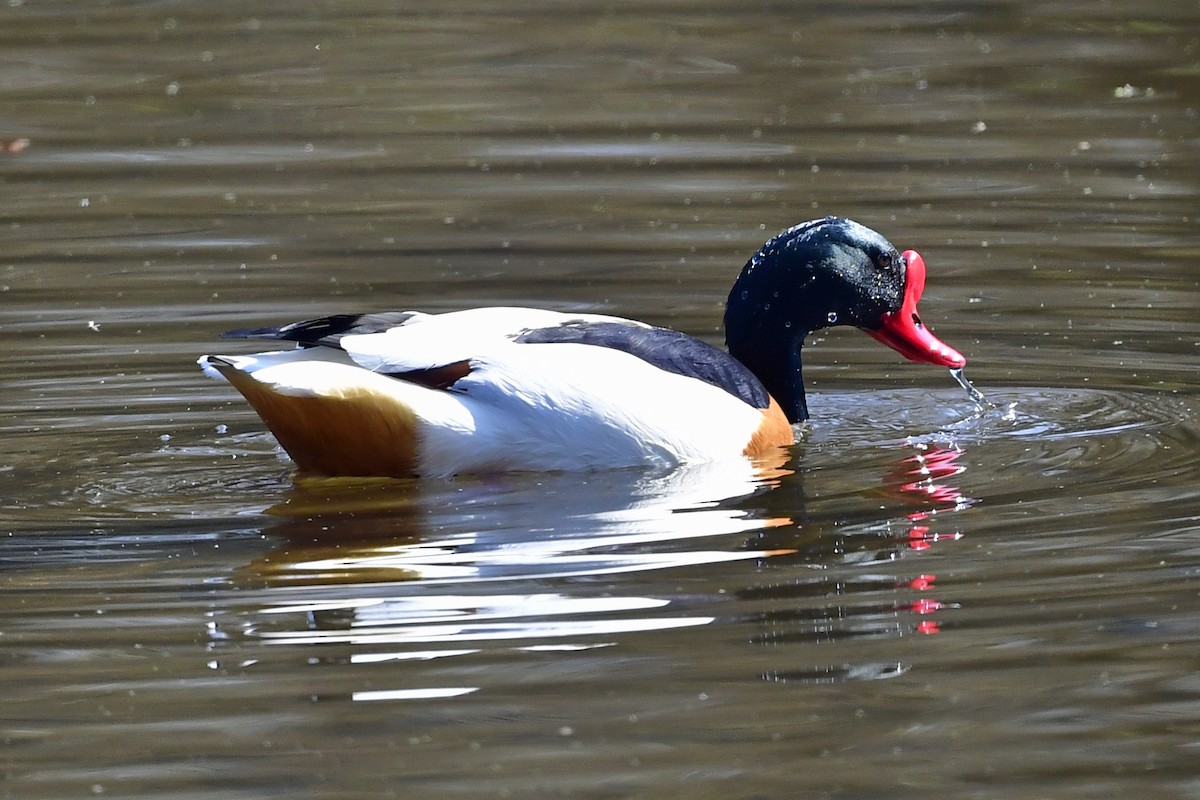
[826,311,838,323]
[740,290,749,301]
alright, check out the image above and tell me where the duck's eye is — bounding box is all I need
[877,252,894,269]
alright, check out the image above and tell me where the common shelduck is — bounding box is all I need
[199,216,967,477]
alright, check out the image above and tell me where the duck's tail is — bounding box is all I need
[200,352,423,478]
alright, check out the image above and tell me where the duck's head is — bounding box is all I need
[725,216,966,423]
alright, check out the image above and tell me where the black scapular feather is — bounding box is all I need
[517,320,771,409]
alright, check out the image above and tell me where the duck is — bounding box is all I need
[199,216,967,477]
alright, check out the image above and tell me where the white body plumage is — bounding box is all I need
[200,308,790,477]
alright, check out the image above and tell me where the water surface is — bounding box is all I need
[3,2,1199,798]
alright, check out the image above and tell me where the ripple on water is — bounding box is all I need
[63,432,291,522]
[50,384,1199,697]
[810,385,1196,485]
[812,386,1193,443]
[722,384,1200,684]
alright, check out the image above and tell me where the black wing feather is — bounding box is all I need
[516,321,771,409]
[221,312,420,349]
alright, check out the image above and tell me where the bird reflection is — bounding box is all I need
[210,441,975,691]
[237,455,794,589]
[748,441,974,683]
[897,443,970,510]
[222,456,797,675]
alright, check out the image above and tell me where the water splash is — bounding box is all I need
[950,367,991,411]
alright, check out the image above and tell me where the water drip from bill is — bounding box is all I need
[950,367,991,410]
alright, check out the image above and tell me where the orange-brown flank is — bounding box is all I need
[743,396,794,457]
[214,361,421,478]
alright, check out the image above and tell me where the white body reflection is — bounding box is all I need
[228,457,792,699]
